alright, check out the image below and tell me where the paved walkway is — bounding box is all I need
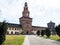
[23,35,60,45]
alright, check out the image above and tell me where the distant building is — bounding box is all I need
[47,21,55,29]
[47,21,56,35]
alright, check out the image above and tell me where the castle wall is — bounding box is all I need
[7,27,22,35]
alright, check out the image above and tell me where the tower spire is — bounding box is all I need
[25,2,27,7]
[22,2,29,17]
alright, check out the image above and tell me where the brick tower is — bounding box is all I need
[19,2,32,34]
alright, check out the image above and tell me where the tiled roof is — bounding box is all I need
[32,26,47,28]
[6,23,22,28]
[0,22,22,28]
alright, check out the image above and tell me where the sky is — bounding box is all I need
[0,0,60,27]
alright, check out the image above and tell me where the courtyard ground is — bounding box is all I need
[2,35,60,45]
[43,35,60,41]
[23,35,60,45]
[2,35,25,45]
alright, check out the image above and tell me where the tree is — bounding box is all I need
[55,24,60,37]
[0,21,7,45]
[36,30,40,36]
[41,30,44,36]
[45,28,51,38]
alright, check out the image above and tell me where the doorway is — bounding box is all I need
[26,31,29,34]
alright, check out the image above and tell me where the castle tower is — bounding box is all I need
[19,2,32,34]
[47,21,56,35]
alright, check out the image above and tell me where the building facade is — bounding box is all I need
[0,2,47,35]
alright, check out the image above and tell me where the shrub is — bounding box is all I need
[0,21,7,45]
[41,30,44,36]
[55,24,60,37]
[36,30,40,36]
[45,28,51,38]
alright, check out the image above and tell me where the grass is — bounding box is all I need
[2,35,25,45]
[42,35,60,41]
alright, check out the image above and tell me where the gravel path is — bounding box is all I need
[23,35,60,45]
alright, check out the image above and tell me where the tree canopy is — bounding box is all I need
[55,24,60,37]
[36,30,40,36]
[45,28,51,38]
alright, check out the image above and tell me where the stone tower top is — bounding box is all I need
[22,2,30,17]
[25,2,27,7]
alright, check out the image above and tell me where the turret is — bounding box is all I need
[22,2,30,17]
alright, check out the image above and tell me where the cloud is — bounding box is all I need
[0,0,60,27]
[0,10,2,15]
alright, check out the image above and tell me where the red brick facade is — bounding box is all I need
[19,2,32,34]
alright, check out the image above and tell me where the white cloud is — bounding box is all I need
[0,0,60,27]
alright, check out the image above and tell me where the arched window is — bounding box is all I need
[15,28,16,30]
[15,32,19,35]
[11,32,13,34]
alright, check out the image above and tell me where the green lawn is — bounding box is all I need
[42,35,60,41]
[2,35,25,45]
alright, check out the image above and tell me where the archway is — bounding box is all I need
[26,31,29,34]
[11,32,13,34]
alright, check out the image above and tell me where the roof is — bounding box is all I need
[0,22,46,29]
[48,21,55,24]
[32,26,47,28]
[6,23,22,28]
[0,22,22,28]
[20,17,32,19]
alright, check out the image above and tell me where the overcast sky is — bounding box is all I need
[0,0,60,27]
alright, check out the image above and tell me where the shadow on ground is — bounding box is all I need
[56,39,60,41]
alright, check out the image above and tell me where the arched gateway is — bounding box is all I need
[19,2,32,34]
